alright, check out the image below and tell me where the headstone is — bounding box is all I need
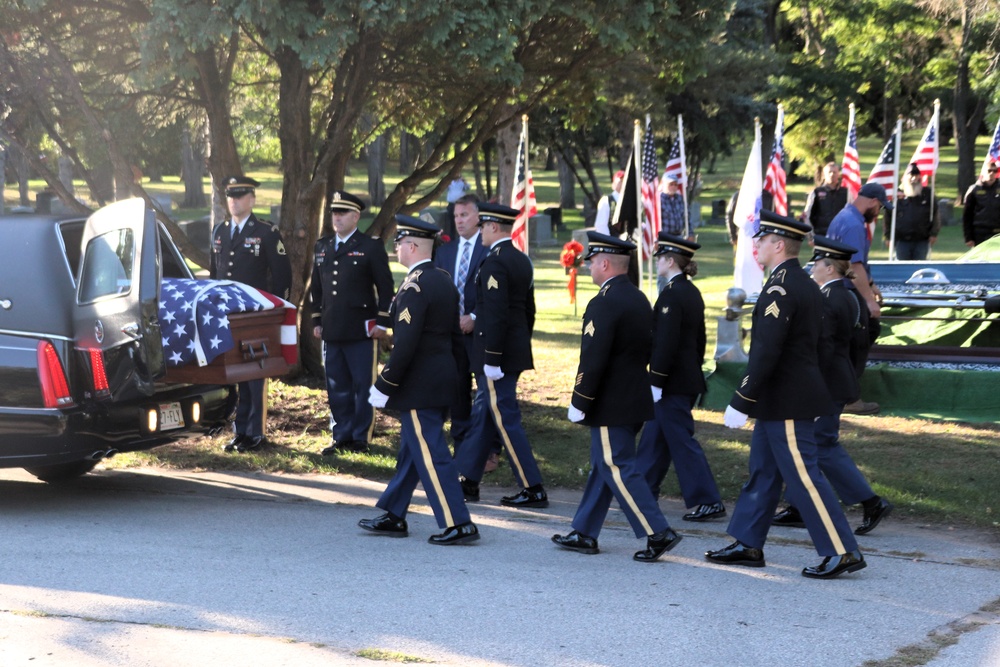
[711,199,727,223]
[35,191,54,213]
[689,199,702,228]
[58,156,75,195]
[179,217,212,252]
[938,198,953,227]
[528,214,555,246]
[270,205,281,224]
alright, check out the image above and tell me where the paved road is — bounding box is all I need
[1,467,999,666]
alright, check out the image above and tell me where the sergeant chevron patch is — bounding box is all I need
[487,275,499,290]
[584,321,595,336]
[398,307,411,324]
[765,302,781,318]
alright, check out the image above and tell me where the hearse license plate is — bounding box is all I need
[160,402,184,430]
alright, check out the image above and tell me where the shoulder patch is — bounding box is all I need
[401,270,422,292]
[584,320,596,337]
[487,275,499,290]
[766,285,787,296]
[771,268,787,284]
[765,301,781,318]
[276,239,287,256]
[398,307,411,324]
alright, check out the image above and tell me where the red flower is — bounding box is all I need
[560,240,585,268]
[440,233,452,243]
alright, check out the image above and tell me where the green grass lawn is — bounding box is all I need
[6,132,1000,531]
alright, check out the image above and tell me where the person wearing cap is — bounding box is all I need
[453,202,548,509]
[635,232,725,524]
[801,161,849,236]
[211,175,292,453]
[593,170,624,235]
[885,163,939,260]
[552,232,682,562]
[659,175,686,237]
[772,236,894,535]
[358,215,480,546]
[706,211,866,579]
[962,159,1000,247]
[828,181,892,416]
[310,190,394,454]
[432,194,491,458]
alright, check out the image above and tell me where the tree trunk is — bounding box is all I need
[0,145,5,214]
[367,131,387,206]
[953,1,987,199]
[483,141,493,201]
[181,125,206,208]
[57,156,74,195]
[13,145,30,207]
[557,152,576,209]
[399,129,412,173]
[494,121,519,206]
[471,151,484,199]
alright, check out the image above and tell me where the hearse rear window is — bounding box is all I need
[79,229,134,302]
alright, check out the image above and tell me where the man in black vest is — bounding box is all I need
[885,163,938,260]
[963,160,1000,247]
[210,176,291,452]
[801,161,848,236]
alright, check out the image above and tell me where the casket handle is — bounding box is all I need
[241,338,271,367]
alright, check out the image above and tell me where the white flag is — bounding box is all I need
[733,120,765,295]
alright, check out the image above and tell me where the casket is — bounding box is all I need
[163,309,290,385]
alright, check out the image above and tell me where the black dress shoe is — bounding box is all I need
[460,478,480,502]
[236,435,266,452]
[683,502,727,522]
[705,541,766,567]
[358,513,408,537]
[802,549,867,579]
[634,528,683,562]
[771,506,806,528]
[322,440,367,456]
[551,531,599,555]
[224,434,246,452]
[855,497,893,535]
[501,486,548,508]
[428,521,480,545]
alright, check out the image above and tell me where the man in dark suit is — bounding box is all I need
[310,191,394,454]
[358,215,479,546]
[636,233,725,523]
[552,232,682,562]
[433,194,489,454]
[454,203,547,508]
[707,211,866,579]
[210,175,291,453]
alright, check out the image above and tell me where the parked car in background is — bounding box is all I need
[0,199,231,482]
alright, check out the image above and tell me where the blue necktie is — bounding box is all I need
[456,240,471,314]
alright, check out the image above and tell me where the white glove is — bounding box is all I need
[368,385,389,408]
[568,406,586,423]
[484,364,505,381]
[651,386,663,403]
[724,405,748,429]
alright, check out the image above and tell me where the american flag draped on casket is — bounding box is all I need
[160,278,297,384]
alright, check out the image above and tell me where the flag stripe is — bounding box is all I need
[511,122,536,253]
[763,108,787,216]
[640,116,661,259]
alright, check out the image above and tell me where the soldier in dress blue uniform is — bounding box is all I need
[453,203,548,508]
[358,215,479,545]
[771,236,893,535]
[552,232,683,562]
[310,191,394,454]
[707,211,867,579]
[635,233,726,523]
[210,176,292,453]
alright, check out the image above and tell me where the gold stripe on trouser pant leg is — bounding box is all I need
[600,426,654,535]
[784,420,846,554]
[365,338,379,443]
[486,377,529,487]
[411,410,455,527]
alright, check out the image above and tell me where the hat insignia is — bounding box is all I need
[333,192,342,201]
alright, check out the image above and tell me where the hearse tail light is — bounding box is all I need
[37,341,74,408]
[190,400,201,425]
[88,349,110,393]
[144,408,158,433]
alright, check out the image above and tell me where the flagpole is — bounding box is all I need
[928,99,939,259]
[679,115,689,238]
[888,116,902,261]
[633,119,644,292]
[646,114,655,295]
[522,115,531,257]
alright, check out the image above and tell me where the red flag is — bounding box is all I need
[841,104,861,199]
[763,106,787,215]
[640,116,661,260]
[511,117,536,253]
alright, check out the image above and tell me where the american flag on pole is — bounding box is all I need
[867,134,898,204]
[841,104,862,200]
[159,278,297,368]
[640,115,661,260]
[511,115,536,253]
[763,105,788,216]
[980,116,1000,178]
[662,133,686,192]
[907,108,939,186]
